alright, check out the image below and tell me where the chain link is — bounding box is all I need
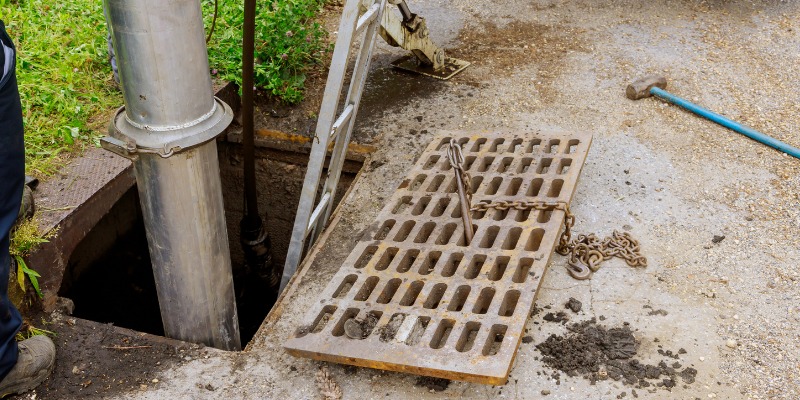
[446,140,646,280]
[446,139,473,205]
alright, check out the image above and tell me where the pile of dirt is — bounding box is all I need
[415,376,450,392]
[536,319,697,389]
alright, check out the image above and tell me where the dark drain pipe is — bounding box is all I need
[239,0,280,292]
[101,0,241,350]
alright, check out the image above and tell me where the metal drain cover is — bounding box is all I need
[284,131,593,384]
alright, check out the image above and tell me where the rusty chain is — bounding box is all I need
[445,138,473,205]
[447,140,647,280]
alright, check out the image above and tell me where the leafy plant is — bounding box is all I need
[9,218,53,299]
[14,257,41,298]
[16,322,55,341]
[204,0,330,104]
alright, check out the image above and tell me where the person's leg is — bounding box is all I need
[0,19,25,381]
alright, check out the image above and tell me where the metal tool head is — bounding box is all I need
[626,74,668,100]
[391,55,470,80]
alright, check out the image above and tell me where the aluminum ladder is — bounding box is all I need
[281,0,387,291]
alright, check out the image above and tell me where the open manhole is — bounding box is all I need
[58,140,362,346]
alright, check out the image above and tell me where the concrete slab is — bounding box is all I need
[66,0,799,399]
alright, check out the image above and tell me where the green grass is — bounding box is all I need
[4,0,330,177]
[204,0,330,104]
[4,0,120,176]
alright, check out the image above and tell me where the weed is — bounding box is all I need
[204,0,330,104]
[9,218,54,299]
[15,321,55,342]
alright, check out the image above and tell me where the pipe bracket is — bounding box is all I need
[104,97,234,159]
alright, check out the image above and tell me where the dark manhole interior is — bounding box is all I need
[58,141,361,346]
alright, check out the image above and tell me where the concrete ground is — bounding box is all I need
[85,0,798,399]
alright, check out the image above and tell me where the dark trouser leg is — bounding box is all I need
[0,21,24,381]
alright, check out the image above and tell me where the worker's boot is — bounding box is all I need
[0,336,56,396]
[16,185,34,224]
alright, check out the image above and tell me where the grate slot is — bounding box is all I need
[399,281,424,306]
[333,275,358,299]
[423,283,448,309]
[456,322,481,352]
[483,324,508,356]
[430,319,455,349]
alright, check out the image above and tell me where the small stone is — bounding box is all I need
[726,339,737,348]
[699,357,705,361]
[140,384,148,391]
[767,280,777,289]
[712,235,725,244]
[72,366,80,375]
[152,379,159,383]
[708,393,717,398]
[541,389,551,396]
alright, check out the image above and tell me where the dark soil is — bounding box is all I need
[15,316,211,399]
[536,318,698,390]
[415,376,450,392]
[565,297,583,313]
[543,311,569,324]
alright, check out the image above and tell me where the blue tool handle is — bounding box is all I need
[650,86,800,160]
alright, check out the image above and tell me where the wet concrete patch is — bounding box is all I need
[448,19,589,103]
[355,56,447,136]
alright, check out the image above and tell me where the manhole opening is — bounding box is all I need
[58,141,361,347]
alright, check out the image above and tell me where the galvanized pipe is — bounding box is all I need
[104,0,240,350]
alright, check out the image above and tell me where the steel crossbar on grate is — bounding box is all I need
[284,131,593,384]
[281,0,388,291]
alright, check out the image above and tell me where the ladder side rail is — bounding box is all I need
[281,0,367,292]
[311,0,388,243]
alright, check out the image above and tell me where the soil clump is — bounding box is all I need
[565,297,582,313]
[536,318,698,390]
[415,376,450,392]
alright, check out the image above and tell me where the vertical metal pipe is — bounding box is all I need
[103,0,240,350]
[135,143,240,350]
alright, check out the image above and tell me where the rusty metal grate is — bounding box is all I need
[284,131,593,384]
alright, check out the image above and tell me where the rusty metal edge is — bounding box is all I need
[225,129,376,164]
[284,346,508,385]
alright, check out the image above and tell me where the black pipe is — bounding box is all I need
[239,0,280,292]
[396,0,413,22]
[242,0,258,219]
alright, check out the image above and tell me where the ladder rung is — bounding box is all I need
[306,192,332,237]
[355,4,380,35]
[329,104,354,140]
